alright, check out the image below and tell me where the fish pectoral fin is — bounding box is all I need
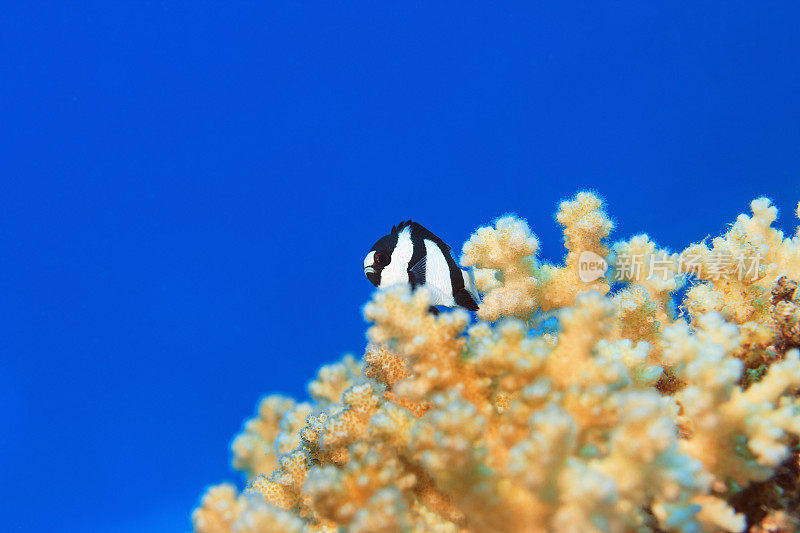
[408,255,426,289]
[454,287,479,311]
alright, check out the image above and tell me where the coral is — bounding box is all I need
[677,198,800,326]
[460,192,615,321]
[192,483,305,533]
[193,192,800,533]
[461,215,541,321]
[231,396,312,480]
[538,191,615,309]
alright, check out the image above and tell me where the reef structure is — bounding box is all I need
[193,193,800,533]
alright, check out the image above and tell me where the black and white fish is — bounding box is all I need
[363,221,480,313]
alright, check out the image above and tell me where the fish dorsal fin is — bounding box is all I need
[394,220,452,253]
[391,220,414,234]
[408,255,426,289]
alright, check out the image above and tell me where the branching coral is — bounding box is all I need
[194,192,800,533]
[677,198,800,326]
[231,396,312,480]
[460,192,615,321]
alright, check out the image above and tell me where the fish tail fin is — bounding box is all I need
[454,287,479,311]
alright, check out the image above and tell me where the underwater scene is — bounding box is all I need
[3,3,800,532]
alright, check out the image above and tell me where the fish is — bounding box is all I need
[363,221,480,314]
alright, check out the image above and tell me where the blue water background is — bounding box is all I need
[2,3,799,531]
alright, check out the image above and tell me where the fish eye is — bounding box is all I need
[374,251,386,264]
